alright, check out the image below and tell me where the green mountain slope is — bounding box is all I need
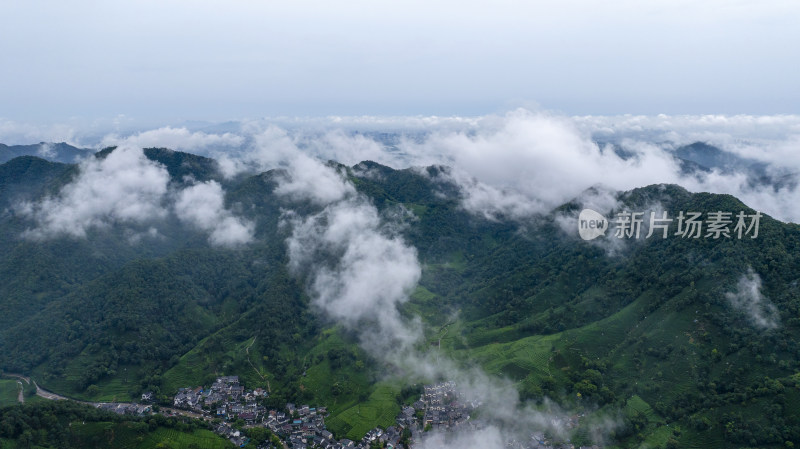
[1,151,799,447]
[0,142,92,164]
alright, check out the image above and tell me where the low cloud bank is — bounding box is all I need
[15,110,799,221]
[18,146,252,246]
[19,145,171,239]
[175,181,254,246]
[262,131,617,447]
[725,268,780,330]
[140,110,800,223]
[100,126,244,152]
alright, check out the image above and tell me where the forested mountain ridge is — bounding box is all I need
[1,146,800,447]
[0,142,92,164]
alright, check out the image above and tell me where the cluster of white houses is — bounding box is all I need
[167,377,599,449]
[173,376,269,424]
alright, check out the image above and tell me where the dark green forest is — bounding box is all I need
[0,401,233,448]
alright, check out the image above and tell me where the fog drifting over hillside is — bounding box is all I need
[25,110,797,222]
[14,109,800,251]
[260,126,618,448]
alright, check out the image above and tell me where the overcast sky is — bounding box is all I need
[1,0,798,123]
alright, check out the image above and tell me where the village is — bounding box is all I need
[154,376,598,449]
[168,374,412,448]
[6,371,598,448]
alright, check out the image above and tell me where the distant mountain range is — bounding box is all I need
[0,142,93,164]
[5,139,787,187]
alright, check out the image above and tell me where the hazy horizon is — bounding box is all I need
[2,0,799,123]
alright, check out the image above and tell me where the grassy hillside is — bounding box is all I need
[0,380,21,408]
[0,401,233,449]
[400,182,800,447]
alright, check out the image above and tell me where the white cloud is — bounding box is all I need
[273,153,354,205]
[301,129,398,167]
[398,109,685,219]
[286,198,422,350]
[573,114,800,148]
[19,145,253,245]
[368,110,800,224]
[417,426,504,449]
[20,145,170,239]
[724,268,780,330]
[425,166,547,220]
[125,226,162,245]
[249,121,422,348]
[254,123,422,350]
[46,110,800,224]
[277,139,616,448]
[0,120,79,146]
[553,185,622,247]
[237,126,355,204]
[174,181,254,247]
[36,143,56,159]
[100,126,243,152]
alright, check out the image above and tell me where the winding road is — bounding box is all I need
[2,373,205,421]
[4,373,71,402]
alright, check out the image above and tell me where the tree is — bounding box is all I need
[246,427,272,445]
[399,427,412,448]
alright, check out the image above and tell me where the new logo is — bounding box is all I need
[578,209,607,240]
